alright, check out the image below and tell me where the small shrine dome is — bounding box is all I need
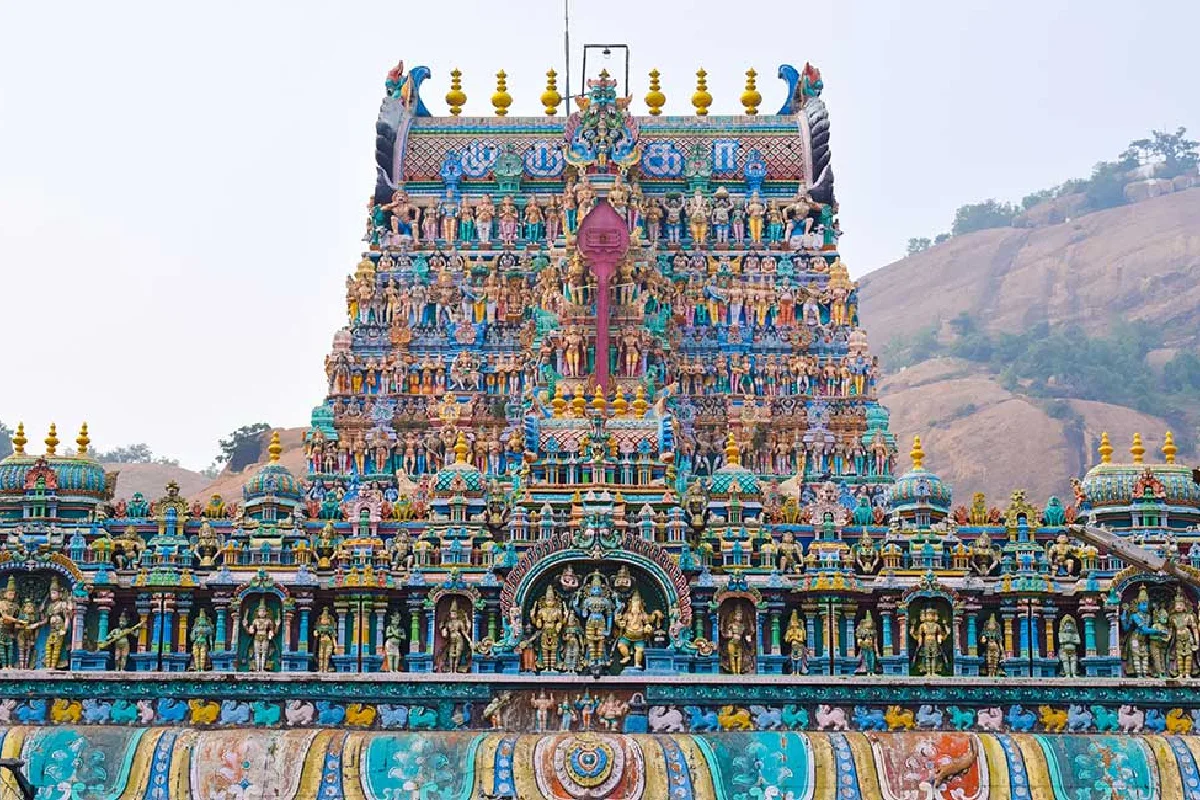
[708,432,761,496]
[0,423,107,498]
[243,431,304,503]
[434,431,485,494]
[1080,432,1200,514]
[889,436,952,524]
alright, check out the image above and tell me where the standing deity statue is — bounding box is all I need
[190,609,214,671]
[722,606,753,675]
[1151,602,1172,678]
[981,614,1004,677]
[314,607,337,672]
[910,607,948,677]
[1058,614,1081,678]
[855,612,880,675]
[614,591,662,670]
[746,192,765,244]
[687,189,709,245]
[1122,587,1168,678]
[575,573,615,669]
[0,578,18,669]
[41,579,72,670]
[104,612,142,671]
[532,585,568,672]
[242,599,279,673]
[439,599,473,673]
[784,610,808,674]
[14,597,44,670]
[384,610,406,672]
[1170,589,1199,678]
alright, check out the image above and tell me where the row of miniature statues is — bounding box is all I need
[0,578,74,671]
[370,181,838,251]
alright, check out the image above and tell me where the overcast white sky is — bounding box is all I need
[1,0,1196,469]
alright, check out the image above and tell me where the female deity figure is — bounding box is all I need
[475,194,495,243]
[746,192,766,244]
[783,609,807,674]
[421,199,439,242]
[498,196,520,244]
[644,197,663,245]
[766,199,785,242]
[722,605,753,675]
[730,199,746,244]
[981,614,1004,676]
[1058,614,1081,678]
[615,591,662,670]
[523,194,544,241]
[574,573,614,669]
[544,194,562,242]
[43,604,68,671]
[243,599,279,673]
[855,612,880,675]
[562,179,578,233]
[1170,589,1199,677]
[532,585,568,672]
[439,599,473,673]
[438,190,459,241]
[384,610,406,672]
[190,609,214,671]
[664,195,684,245]
[100,611,142,671]
[15,597,43,670]
[314,607,337,672]
[457,197,475,241]
[910,606,948,677]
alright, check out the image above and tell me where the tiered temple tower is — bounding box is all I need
[1,60,1200,800]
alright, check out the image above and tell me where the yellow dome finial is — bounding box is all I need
[692,69,712,116]
[45,423,59,456]
[725,431,741,467]
[570,385,587,418]
[75,422,90,457]
[454,431,469,464]
[590,384,607,416]
[613,391,628,418]
[632,385,649,418]
[910,435,925,470]
[645,69,665,116]
[740,68,761,115]
[267,430,282,463]
[540,69,562,116]
[1131,432,1145,464]
[12,422,26,456]
[445,68,466,116]
[1164,431,1178,464]
[1098,431,1113,464]
[551,383,567,418]
[492,70,512,117]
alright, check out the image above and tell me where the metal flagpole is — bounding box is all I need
[564,0,570,116]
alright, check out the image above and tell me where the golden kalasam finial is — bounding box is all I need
[454,431,469,464]
[725,431,741,467]
[645,69,665,116]
[570,385,587,418]
[551,384,567,418]
[492,70,512,117]
[268,430,282,463]
[1164,431,1177,464]
[740,67,761,115]
[12,422,26,456]
[75,422,90,457]
[45,423,59,456]
[910,435,925,470]
[445,69,466,116]
[1131,432,1145,464]
[691,68,712,116]
[1098,431,1113,464]
[632,385,649,418]
[540,69,562,116]
[590,384,607,416]
[613,391,629,418]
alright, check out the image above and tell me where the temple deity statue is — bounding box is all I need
[614,591,662,669]
[746,191,765,244]
[243,598,279,673]
[981,614,1004,676]
[574,573,614,669]
[15,597,43,670]
[910,606,948,677]
[784,610,808,673]
[1122,587,1169,678]
[98,611,142,671]
[687,189,710,245]
[532,585,569,672]
[722,605,752,675]
[855,612,879,675]
[190,609,214,671]
[314,607,337,672]
[439,599,473,673]
[384,610,406,672]
[1058,614,1081,678]
[0,579,17,669]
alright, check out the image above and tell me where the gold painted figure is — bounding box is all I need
[190,609,214,671]
[243,598,279,673]
[532,585,568,671]
[910,606,948,677]
[722,606,753,675]
[314,607,337,672]
[99,611,142,671]
[615,591,662,669]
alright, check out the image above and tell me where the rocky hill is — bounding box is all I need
[106,462,214,502]
[861,188,1200,504]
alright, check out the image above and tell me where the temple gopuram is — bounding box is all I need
[4,60,1200,799]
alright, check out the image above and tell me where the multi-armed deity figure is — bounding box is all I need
[439,599,473,673]
[243,599,279,673]
[575,573,615,670]
[910,606,949,677]
[722,606,753,675]
[614,591,662,670]
[314,607,337,672]
[1122,587,1171,678]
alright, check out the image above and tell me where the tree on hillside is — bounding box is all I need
[951,200,1019,236]
[96,443,180,467]
[1164,351,1200,393]
[0,422,11,459]
[217,423,272,472]
[1124,127,1199,179]
[906,237,931,255]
